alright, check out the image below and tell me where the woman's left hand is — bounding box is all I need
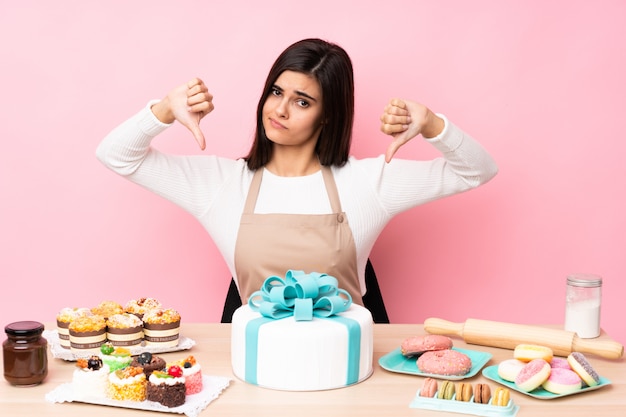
[380,99,444,162]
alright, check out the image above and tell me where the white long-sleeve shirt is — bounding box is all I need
[96,102,498,294]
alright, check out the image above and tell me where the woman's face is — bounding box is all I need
[262,70,324,149]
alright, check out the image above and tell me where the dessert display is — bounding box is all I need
[100,343,132,372]
[106,313,143,347]
[56,308,93,349]
[231,270,374,391]
[130,352,166,378]
[68,315,107,352]
[125,297,162,319]
[106,366,147,402]
[147,365,186,408]
[72,356,109,399]
[143,308,181,348]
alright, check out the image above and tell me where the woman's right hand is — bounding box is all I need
[151,78,214,150]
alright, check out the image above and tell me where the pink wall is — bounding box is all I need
[1,1,625,346]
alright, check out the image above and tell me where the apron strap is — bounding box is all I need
[243,166,343,214]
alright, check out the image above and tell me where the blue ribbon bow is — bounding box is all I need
[247,270,352,321]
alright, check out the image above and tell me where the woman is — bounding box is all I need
[97,38,498,314]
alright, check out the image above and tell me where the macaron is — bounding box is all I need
[542,367,582,394]
[514,358,551,392]
[567,352,600,387]
[455,382,473,402]
[474,383,491,404]
[513,344,554,363]
[492,387,511,406]
[437,380,455,400]
[420,377,438,398]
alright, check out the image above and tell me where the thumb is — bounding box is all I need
[190,124,206,150]
[385,136,406,163]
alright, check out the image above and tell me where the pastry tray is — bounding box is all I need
[44,330,196,361]
[410,389,519,417]
[45,375,231,417]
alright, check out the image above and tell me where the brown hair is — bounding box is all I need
[245,38,354,170]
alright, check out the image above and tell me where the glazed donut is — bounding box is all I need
[542,368,582,395]
[417,349,472,376]
[514,359,551,392]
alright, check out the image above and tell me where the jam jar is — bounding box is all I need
[3,321,48,386]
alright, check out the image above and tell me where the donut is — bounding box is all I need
[417,349,472,376]
[400,335,453,357]
[437,380,455,400]
[567,352,600,387]
[497,359,526,382]
[513,344,553,363]
[492,387,511,406]
[514,359,551,392]
[549,357,571,370]
[420,377,438,398]
[542,368,582,395]
[474,383,491,404]
[455,382,473,402]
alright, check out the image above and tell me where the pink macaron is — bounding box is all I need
[420,377,438,397]
[514,359,551,392]
[542,367,582,395]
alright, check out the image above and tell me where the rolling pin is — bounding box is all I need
[424,317,624,359]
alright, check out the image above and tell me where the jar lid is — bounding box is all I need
[567,273,602,288]
[4,321,45,336]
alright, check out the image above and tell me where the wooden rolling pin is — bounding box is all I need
[424,317,624,359]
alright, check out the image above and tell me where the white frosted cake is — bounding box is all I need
[231,271,373,391]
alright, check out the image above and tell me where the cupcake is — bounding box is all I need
[100,342,132,372]
[147,365,186,408]
[125,297,162,319]
[130,352,166,378]
[143,308,181,348]
[106,313,143,347]
[68,315,107,353]
[91,300,124,319]
[56,307,93,349]
[72,356,110,399]
[107,366,147,402]
[171,355,203,394]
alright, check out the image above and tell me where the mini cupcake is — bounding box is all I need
[147,365,186,408]
[107,366,147,402]
[171,355,203,394]
[130,352,166,378]
[56,307,93,349]
[100,342,132,372]
[69,315,107,353]
[72,356,110,399]
[125,297,162,319]
[143,308,181,348]
[91,300,124,319]
[106,313,143,347]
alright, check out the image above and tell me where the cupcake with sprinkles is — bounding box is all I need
[125,297,162,319]
[143,308,181,348]
[106,313,143,347]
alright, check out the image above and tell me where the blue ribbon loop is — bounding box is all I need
[248,270,352,321]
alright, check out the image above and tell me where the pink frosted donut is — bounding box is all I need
[497,359,526,382]
[542,368,582,395]
[550,357,571,370]
[417,349,472,376]
[514,359,551,392]
[401,335,453,357]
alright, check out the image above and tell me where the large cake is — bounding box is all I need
[231,271,374,391]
